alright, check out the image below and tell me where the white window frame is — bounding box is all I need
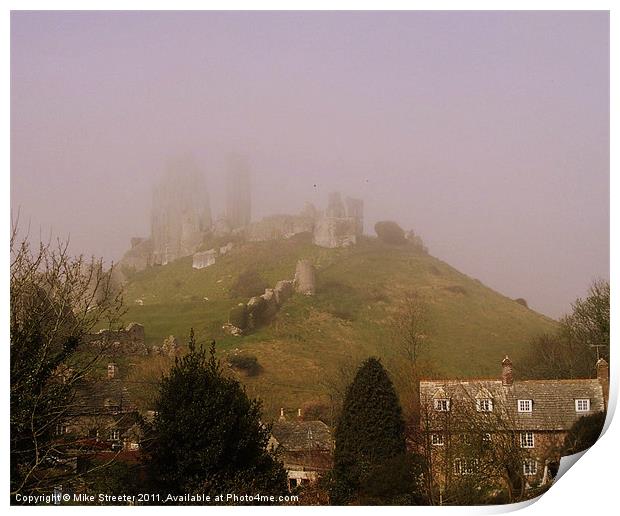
[520,431,535,448]
[454,458,478,476]
[523,459,537,476]
[575,399,590,412]
[109,429,120,441]
[476,398,493,412]
[434,399,450,412]
[518,399,533,412]
[431,433,444,446]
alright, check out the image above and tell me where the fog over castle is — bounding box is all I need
[10,11,609,319]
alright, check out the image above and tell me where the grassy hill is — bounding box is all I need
[117,234,557,420]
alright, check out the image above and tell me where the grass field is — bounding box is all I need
[116,234,558,420]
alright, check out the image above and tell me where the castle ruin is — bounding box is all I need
[151,157,212,265]
[118,155,363,275]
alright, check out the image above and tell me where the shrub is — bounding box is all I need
[228,304,248,330]
[374,221,406,245]
[514,298,528,308]
[228,354,262,376]
[230,269,269,299]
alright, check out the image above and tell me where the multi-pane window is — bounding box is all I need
[520,431,535,448]
[434,399,450,412]
[55,424,68,436]
[476,399,493,412]
[431,433,444,446]
[109,429,120,441]
[518,400,533,412]
[523,459,538,476]
[575,399,591,412]
[453,458,478,476]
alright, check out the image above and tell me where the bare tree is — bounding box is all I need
[10,223,124,498]
[418,382,536,505]
[389,290,430,433]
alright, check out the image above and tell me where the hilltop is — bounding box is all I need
[116,233,557,420]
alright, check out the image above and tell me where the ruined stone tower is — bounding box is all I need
[294,259,316,295]
[151,157,212,265]
[225,155,251,230]
[313,192,363,248]
[326,192,346,218]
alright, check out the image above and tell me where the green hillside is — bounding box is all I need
[118,234,557,419]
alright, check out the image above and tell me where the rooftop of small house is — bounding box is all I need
[68,363,137,417]
[271,419,333,453]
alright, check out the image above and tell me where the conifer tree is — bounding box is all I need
[144,330,287,501]
[331,357,420,505]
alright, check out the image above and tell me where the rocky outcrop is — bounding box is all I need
[225,269,301,335]
[274,279,294,304]
[294,260,316,295]
[119,238,154,273]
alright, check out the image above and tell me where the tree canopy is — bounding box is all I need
[374,221,407,245]
[520,279,610,379]
[331,357,422,505]
[10,230,122,499]
[144,331,287,500]
[563,412,606,455]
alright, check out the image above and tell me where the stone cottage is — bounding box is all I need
[419,357,608,495]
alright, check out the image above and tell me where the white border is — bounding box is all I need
[3,2,616,514]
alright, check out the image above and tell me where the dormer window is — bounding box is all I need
[575,399,590,412]
[434,399,450,412]
[476,399,493,412]
[518,399,532,412]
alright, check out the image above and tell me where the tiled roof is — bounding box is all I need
[271,420,333,452]
[69,378,137,416]
[419,378,605,431]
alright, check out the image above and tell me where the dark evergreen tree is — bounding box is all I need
[563,411,606,455]
[331,357,421,505]
[144,330,287,501]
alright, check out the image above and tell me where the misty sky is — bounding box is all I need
[11,11,609,319]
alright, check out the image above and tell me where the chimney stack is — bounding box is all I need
[107,363,118,379]
[501,356,513,386]
[279,407,285,421]
[297,408,302,418]
[597,358,609,409]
